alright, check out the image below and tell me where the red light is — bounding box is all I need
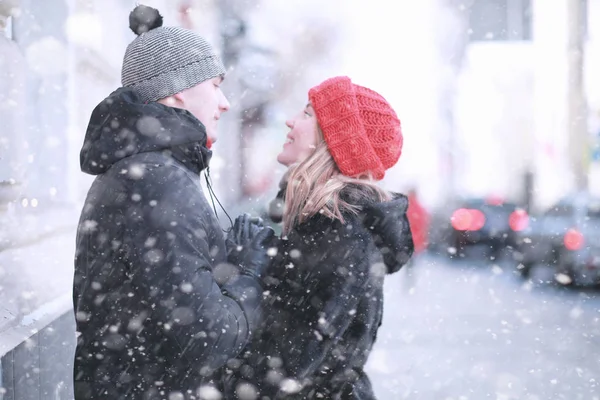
[469,210,486,230]
[564,229,584,251]
[451,208,472,231]
[451,209,486,231]
[509,209,529,231]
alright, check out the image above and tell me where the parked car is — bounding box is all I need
[428,197,528,260]
[514,192,600,286]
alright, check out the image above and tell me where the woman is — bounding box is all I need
[224,76,414,399]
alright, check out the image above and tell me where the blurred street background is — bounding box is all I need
[2,0,600,398]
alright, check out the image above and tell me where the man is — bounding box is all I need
[407,188,429,255]
[403,187,429,291]
[73,5,271,399]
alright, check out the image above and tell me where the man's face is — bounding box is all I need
[174,76,230,146]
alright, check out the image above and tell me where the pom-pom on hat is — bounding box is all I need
[128,4,164,35]
[308,76,403,180]
[121,4,226,103]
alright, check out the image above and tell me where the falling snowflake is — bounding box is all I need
[81,219,98,232]
[235,383,258,400]
[569,307,583,319]
[180,282,193,293]
[128,163,145,179]
[196,385,222,400]
[280,378,302,394]
[136,116,164,138]
[25,36,67,76]
[314,330,324,341]
[554,273,572,286]
[168,392,185,400]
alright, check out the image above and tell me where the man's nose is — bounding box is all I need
[219,92,231,112]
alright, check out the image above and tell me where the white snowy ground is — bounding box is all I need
[367,253,600,400]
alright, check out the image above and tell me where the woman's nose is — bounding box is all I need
[285,119,294,128]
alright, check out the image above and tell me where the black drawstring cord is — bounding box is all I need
[204,167,234,232]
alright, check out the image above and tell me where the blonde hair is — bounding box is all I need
[282,131,391,235]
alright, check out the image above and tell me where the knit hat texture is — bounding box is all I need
[121,5,226,103]
[308,76,403,180]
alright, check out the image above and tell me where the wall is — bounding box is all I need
[1,312,75,400]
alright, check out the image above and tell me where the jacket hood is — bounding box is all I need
[80,87,211,175]
[361,194,414,274]
[267,176,414,274]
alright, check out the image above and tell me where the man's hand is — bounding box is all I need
[227,214,265,246]
[227,214,276,279]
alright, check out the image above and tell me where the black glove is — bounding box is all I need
[226,214,265,248]
[227,214,276,279]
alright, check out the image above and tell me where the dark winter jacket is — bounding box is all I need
[73,88,263,399]
[223,189,414,399]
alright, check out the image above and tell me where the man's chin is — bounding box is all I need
[206,136,215,149]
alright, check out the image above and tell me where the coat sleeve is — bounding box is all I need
[280,240,371,382]
[123,163,263,372]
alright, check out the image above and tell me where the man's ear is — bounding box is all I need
[172,91,186,105]
[158,93,185,108]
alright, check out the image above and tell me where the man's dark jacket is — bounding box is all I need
[73,88,261,399]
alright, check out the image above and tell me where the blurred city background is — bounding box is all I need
[1,0,600,399]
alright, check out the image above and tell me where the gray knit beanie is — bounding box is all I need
[121,5,226,103]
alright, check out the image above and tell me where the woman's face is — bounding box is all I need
[277,104,320,166]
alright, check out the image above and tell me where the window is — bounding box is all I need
[580,0,589,40]
[586,200,600,219]
[545,203,574,218]
[3,16,13,40]
[466,0,588,42]
[466,0,532,41]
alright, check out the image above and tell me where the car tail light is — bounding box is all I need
[451,208,486,231]
[451,209,470,231]
[469,210,486,230]
[564,229,584,251]
[509,209,529,231]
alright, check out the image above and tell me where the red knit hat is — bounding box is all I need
[308,76,402,180]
